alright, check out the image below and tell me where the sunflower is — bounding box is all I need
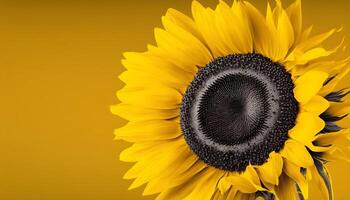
[112,0,350,199]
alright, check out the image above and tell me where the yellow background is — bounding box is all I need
[1,0,350,199]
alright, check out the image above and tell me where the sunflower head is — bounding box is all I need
[112,0,350,199]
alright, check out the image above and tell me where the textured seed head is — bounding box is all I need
[180,53,299,172]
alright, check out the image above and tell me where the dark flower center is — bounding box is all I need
[180,53,299,171]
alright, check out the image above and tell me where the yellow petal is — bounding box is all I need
[183,168,223,200]
[298,47,336,64]
[322,146,350,163]
[212,2,239,54]
[294,70,329,103]
[117,85,182,109]
[123,138,184,178]
[161,14,213,66]
[213,0,253,53]
[143,150,203,195]
[156,174,202,200]
[164,160,207,190]
[290,37,345,65]
[309,165,333,200]
[326,105,350,119]
[210,189,223,200]
[265,1,294,61]
[164,8,206,44]
[119,70,186,93]
[156,167,217,200]
[226,187,238,199]
[154,28,208,73]
[256,152,283,185]
[288,112,325,145]
[126,138,188,190]
[275,173,297,200]
[218,173,231,194]
[213,186,238,200]
[122,52,194,86]
[283,159,308,199]
[301,95,330,115]
[286,0,302,43]
[191,1,226,57]
[296,28,337,52]
[320,67,350,96]
[111,103,179,122]
[281,139,314,168]
[265,3,277,43]
[146,159,207,196]
[307,142,333,153]
[315,129,350,146]
[115,119,181,142]
[222,165,264,193]
[231,1,254,52]
[275,5,295,60]
[242,1,272,57]
[299,25,313,43]
[293,57,350,78]
[120,141,162,162]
